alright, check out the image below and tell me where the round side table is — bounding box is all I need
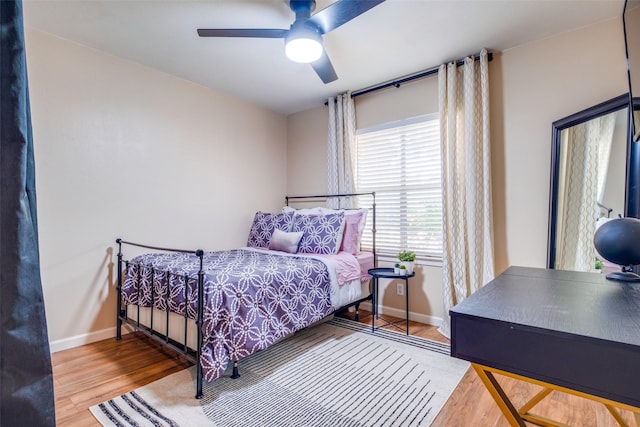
[367,267,415,335]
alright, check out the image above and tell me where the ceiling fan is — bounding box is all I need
[197,0,386,84]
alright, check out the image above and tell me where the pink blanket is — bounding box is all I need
[317,251,371,285]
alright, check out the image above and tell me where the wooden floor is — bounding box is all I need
[53,311,639,426]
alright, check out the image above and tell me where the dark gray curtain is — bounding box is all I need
[1,1,56,425]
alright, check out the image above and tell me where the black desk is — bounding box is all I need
[368,268,415,335]
[450,266,640,426]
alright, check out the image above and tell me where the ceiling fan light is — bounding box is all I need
[285,27,322,63]
[285,38,322,63]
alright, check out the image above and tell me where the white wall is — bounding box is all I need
[25,29,288,350]
[287,17,629,324]
[287,106,328,196]
[355,77,439,130]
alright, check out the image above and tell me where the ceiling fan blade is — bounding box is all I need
[197,28,288,38]
[308,0,385,34]
[311,50,338,84]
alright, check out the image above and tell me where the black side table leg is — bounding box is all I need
[371,277,376,332]
[405,277,409,335]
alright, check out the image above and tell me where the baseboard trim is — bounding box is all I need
[50,305,440,353]
[49,325,132,353]
[358,302,443,327]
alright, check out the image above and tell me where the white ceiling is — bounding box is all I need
[23,0,625,116]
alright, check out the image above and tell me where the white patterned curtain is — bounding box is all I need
[438,49,494,338]
[555,113,616,272]
[327,92,356,209]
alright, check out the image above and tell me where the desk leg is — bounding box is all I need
[604,404,634,427]
[473,363,640,427]
[472,364,527,427]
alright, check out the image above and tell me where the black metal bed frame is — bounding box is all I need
[115,192,376,399]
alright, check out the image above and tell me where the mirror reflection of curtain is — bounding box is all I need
[555,112,616,271]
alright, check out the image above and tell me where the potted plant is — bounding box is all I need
[394,263,401,274]
[399,264,407,275]
[398,250,416,274]
[595,259,604,273]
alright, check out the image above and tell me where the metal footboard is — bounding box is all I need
[115,238,206,399]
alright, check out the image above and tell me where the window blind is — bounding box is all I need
[355,114,442,260]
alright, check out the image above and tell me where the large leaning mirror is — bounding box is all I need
[547,95,635,272]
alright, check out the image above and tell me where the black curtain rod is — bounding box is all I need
[352,52,493,98]
[325,51,493,104]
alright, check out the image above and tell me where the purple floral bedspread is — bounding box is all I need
[121,248,334,381]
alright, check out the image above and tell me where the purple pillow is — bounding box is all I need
[247,211,294,248]
[293,212,345,255]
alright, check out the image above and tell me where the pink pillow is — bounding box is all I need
[339,211,364,254]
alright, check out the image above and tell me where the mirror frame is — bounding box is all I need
[624,0,640,141]
[546,94,639,269]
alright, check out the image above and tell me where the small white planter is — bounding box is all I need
[400,261,414,274]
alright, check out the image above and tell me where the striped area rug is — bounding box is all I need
[90,317,469,426]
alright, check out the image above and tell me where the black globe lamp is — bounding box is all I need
[594,217,640,282]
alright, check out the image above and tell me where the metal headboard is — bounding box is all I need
[285,192,377,267]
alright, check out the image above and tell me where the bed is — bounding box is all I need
[116,193,376,398]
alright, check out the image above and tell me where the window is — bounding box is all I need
[355,114,442,260]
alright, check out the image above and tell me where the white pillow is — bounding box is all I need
[282,206,322,215]
[268,228,304,253]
